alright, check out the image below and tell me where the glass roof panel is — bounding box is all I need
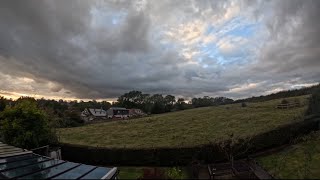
[19,162,79,179]
[1,159,63,178]
[52,164,96,179]
[80,167,112,179]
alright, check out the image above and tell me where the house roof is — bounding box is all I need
[88,108,107,117]
[109,107,127,110]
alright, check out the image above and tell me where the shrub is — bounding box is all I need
[0,99,57,149]
[281,99,289,104]
[306,88,320,115]
[241,102,247,107]
[60,109,84,127]
[165,167,188,179]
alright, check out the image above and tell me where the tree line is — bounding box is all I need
[0,83,318,130]
[234,83,320,103]
[113,91,236,114]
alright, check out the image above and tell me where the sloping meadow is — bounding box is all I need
[57,95,320,166]
[59,95,309,149]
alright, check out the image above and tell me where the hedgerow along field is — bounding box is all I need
[58,95,309,149]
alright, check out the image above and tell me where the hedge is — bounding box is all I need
[59,116,320,166]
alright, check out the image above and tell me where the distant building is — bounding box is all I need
[128,108,146,117]
[107,107,129,119]
[81,108,107,121]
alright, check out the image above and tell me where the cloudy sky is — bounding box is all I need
[0,0,319,101]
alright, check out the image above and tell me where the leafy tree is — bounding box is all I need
[0,99,57,149]
[61,108,84,127]
[117,91,143,108]
[192,96,234,108]
[0,96,6,112]
[164,95,176,112]
[176,98,187,110]
[150,94,166,114]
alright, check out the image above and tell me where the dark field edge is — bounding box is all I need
[58,115,320,166]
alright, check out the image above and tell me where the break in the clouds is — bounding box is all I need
[0,0,319,100]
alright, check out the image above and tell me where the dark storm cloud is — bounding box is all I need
[0,0,319,99]
[252,0,320,82]
[0,0,154,98]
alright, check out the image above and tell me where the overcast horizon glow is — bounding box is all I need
[0,0,319,101]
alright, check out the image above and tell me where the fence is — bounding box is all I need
[276,102,300,109]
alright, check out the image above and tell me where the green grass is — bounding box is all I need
[117,166,190,179]
[118,167,143,179]
[58,95,309,149]
[258,131,320,179]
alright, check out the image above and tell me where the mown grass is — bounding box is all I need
[58,95,309,149]
[258,131,320,179]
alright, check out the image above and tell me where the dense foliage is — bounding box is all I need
[116,91,194,114]
[192,96,234,108]
[0,99,57,149]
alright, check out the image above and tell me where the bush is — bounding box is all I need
[306,88,320,115]
[58,109,84,127]
[241,102,247,107]
[0,99,57,149]
[281,99,289,104]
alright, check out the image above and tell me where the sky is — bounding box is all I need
[0,0,319,101]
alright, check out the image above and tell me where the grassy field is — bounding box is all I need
[58,95,309,149]
[258,131,320,179]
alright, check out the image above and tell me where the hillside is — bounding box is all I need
[58,95,309,149]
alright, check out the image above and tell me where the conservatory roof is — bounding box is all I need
[0,142,117,179]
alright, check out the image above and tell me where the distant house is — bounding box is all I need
[107,107,129,119]
[128,108,146,117]
[81,108,107,121]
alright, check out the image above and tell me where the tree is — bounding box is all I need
[0,99,57,149]
[192,96,234,108]
[0,96,6,112]
[164,95,176,112]
[150,94,166,114]
[117,91,149,111]
[176,98,187,110]
[61,108,84,127]
[217,133,252,169]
